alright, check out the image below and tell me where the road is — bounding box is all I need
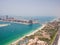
[52,25,60,45]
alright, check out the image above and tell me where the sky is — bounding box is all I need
[0,0,60,16]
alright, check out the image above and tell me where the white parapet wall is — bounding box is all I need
[58,36,60,45]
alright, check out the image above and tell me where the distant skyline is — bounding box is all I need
[0,0,60,16]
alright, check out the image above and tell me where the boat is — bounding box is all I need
[0,24,10,27]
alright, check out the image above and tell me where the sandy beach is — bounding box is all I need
[10,24,46,45]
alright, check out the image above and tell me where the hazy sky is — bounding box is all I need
[0,0,60,16]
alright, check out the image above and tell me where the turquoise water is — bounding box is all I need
[0,16,55,45]
[0,21,40,45]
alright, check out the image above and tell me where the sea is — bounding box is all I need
[0,16,56,45]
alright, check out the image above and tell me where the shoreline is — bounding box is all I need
[10,24,46,45]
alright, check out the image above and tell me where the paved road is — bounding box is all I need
[52,26,60,45]
[52,33,59,45]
